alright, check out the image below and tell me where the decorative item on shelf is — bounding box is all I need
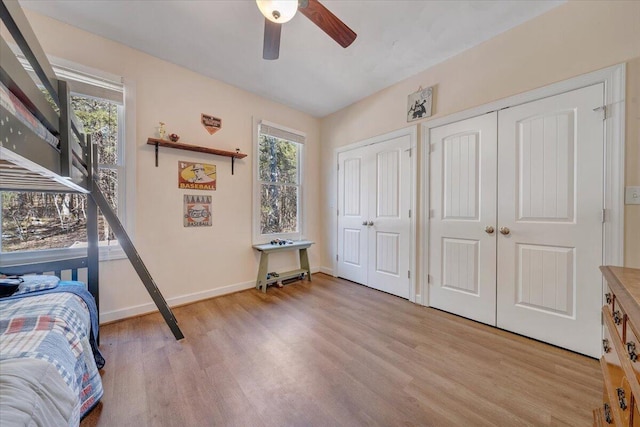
[178,161,216,191]
[407,86,433,122]
[183,194,212,227]
[201,113,222,135]
[158,121,167,139]
[270,238,293,245]
[169,133,180,142]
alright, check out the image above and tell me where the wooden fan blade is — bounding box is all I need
[263,18,281,60]
[299,0,356,48]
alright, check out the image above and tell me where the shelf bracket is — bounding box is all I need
[232,156,235,175]
[154,142,159,167]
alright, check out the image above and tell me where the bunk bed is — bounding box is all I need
[0,0,183,424]
[0,0,107,423]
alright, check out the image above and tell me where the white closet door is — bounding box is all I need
[367,135,412,299]
[428,112,498,325]
[496,83,604,358]
[337,131,412,299]
[337,148,368,285]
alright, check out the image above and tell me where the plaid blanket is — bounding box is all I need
[0,283,104,423]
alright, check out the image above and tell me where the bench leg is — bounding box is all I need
[299,248,311,282]
[256,252,269,292]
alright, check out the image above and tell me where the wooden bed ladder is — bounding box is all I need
[90,180,184,340]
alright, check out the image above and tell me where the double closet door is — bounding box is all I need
[429,84,605,357]
[337,132,412,299]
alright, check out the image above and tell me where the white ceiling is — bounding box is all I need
[20,0,564,118]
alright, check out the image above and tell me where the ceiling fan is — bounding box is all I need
[256,0,357,60]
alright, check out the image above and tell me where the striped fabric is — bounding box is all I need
[0,287,103,422]
[11,274,60,296]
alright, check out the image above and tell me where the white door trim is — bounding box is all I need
[420,63,626,307]
[334,125,418,301]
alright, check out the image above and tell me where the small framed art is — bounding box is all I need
[183,195,212,227]
[407,86,433,122]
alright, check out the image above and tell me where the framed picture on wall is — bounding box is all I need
[178,161,216,190]
[183,195,212,227]
[407,86,433,122]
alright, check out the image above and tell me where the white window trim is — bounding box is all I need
[0,62,136,264]
[101,77,136,261]
[252,119,305,244]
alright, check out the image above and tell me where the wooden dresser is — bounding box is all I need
[596,266,640,426]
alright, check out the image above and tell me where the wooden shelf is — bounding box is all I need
[147,138,247,174]
[264,269,308,286]
[147,138,247,158]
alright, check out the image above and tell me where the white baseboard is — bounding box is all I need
[319,266,334,276]
[100,268,325,324]
[100,279,256,323]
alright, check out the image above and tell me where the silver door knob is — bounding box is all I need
[368,221,374,226]
[484,226,495,234]
[499,226,510,236]
[362,221,368,226]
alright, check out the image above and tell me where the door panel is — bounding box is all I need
[517,111,574,221]
[368,136,411,298]
[429,112,497,325]
[337,151,367,284]
[443,132,479,220]
[496,83,604,358]
[442,238,479,295]
[516,244,575,316]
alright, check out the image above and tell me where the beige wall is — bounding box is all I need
[24,12,322,321]
[627,58,640,267]
[320,0,640,273]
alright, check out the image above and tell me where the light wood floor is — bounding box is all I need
[81,273,602,426]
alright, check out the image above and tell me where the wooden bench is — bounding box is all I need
[253,240,313,292]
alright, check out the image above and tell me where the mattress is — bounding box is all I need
[0,278,104,425]
[0,80,59,149]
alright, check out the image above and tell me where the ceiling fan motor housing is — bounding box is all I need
[256,0,298,23]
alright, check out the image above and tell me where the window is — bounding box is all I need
[254,121,304,243]
[0,59,134,263]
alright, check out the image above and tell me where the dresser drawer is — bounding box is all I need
[602,310,633,426]
[606,287,615,314]
[604,316,623,368]
[601,391,614,425]
[633,399,640,427]
[623,324,640,415]
[611,303,627,342]
[626,325,640,370]
[599,267,640,427]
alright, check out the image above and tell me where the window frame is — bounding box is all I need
[0,58,136,264]
[253,119,305,244]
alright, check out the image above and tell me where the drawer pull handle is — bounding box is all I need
[605,293,612,305]
[613,310,622,325]
[603,339,611,353]
[603,403,612,424]
[627,341,637,361]
[617,387,627,410]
